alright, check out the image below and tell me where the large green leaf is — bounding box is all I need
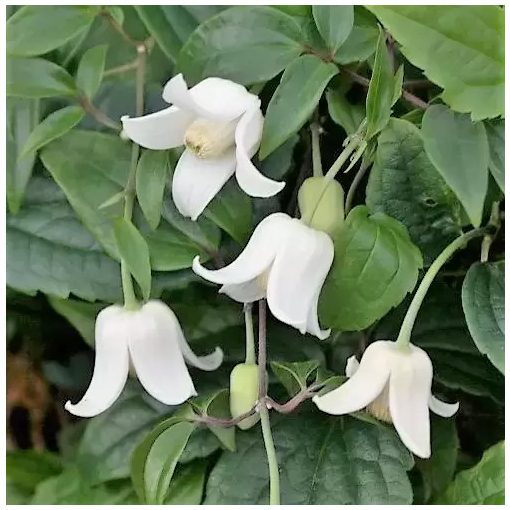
[375,282,505,403]
[319,206,423,331]
[260,54,338,158]
[76,383,170,485]
[7,57,77,98]
[485,119,504,192]
[326,87,365,136]
[6,97,39,213]
[462,261,504,374]
[205,410,414,504]
[7,5,99,57]
[20,106,85,157]
[421,105,489,228]
[435,441,504,504]
[365,29,395,140]
[177,6,304,85]
[7,177,122,302]
[312,6,353,54]
[165,460,207,505]
[366,118,462,264]
[368,6,504,120]
[76,45,107,98]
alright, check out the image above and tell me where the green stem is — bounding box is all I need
[259,405,280,505]
[244,303,256,364]
[345,155,371,214]
[480,202,500,262]
[395,229,486,348]
[310,121,323,177]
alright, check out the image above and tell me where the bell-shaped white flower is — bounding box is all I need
[65,300,223,417]
[121,74,284,220]
[313,340,459,458]
[192,212,334,339]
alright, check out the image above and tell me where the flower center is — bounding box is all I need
[184,118,236,159]
[366,383,392,423]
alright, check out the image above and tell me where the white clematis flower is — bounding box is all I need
[65,300,223,417]
[313,340,459,458]
[192,212,334,339]
[121,74,285,220]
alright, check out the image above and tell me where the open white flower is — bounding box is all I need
[65,300,223,417]
[192,212,334,339]
[121,74,284,220]
[313,340,459,458]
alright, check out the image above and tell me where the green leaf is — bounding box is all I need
[421,105,490,228]
[366,118,462,264]
[270,360,320,396]
[135,6,198,63]
[47,296,103,347]
[319,206,422,331]
[392,65,404,106]
[312,6,354,54]
[113,218,152,301]
[7,57,77,98]
[375,282,504,403]
[165,460,207,505]
[77,383,170,485]
[7,177,122,302]
[204,180,252,244]
[335,6,379,64]
[76,45,107,98]
[416,417,459,502]
[7,450,63,493]
[368,6,504,120]
[365,29,395,140]
[462,261,504,374]
[205,411,414,504]
[257,134,299,181]
[485,119,504,192]
[144,421,196,504]
[260,54,338,159]
[7,6,99,57]
[326,87,365,135]
[20,106,84,157]
[6,98,39,213]
[435,441,504,504]
[177,6,303,85]
[136,150,170,230]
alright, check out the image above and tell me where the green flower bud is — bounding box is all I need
[229,363,260,430]
[298,176,345,236]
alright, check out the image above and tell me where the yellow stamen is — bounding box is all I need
[184,118,236,159]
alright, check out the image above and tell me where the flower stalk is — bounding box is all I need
[244,303,256,364]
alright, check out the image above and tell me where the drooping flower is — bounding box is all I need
[65,300,222,417]
[192,212,334,339]
[121,74,284,220]
[313,340,459,458]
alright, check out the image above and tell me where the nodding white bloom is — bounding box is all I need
[65,300,223,417]
[192,212,334,339]
[121,74,284,220]
[313,340,459,458]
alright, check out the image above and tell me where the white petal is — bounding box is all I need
[128,301,197,406]
[267,220,333,333]
[389,343,433,459]
[313,341,392,415]
[220,278,267,303]
[192,213,289,285]
[163,74,257,122]
[65,305,129,417]
[345,356,360,378]
[172,148,236,220]
[429,395,459,418]
[235,105,285,197]
[305,289,331,339]
[121,106,195,150]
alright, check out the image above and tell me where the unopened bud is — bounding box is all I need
[229,363,260,430]
[298,177,345,236]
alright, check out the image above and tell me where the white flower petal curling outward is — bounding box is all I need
[171,148,237,220]
[313,340,460,459]
[234,104,285,197]
[65,305,130,418]
[65,300,223,417]
[121,74,285,220]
